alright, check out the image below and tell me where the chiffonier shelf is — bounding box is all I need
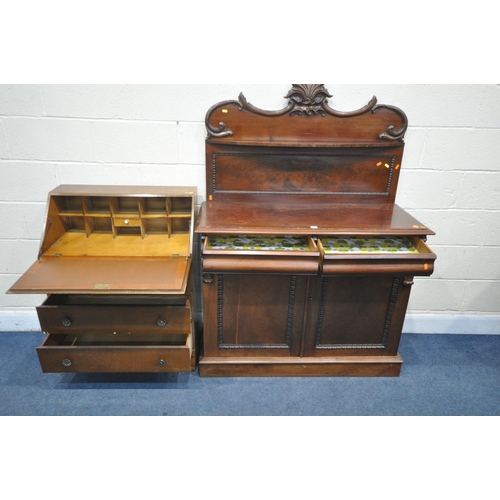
[9,185,197,373]
[195,84,436,377]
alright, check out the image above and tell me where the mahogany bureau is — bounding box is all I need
[195,84,437,377]
[9,185,197,373]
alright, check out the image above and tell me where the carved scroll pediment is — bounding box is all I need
[205,84,408,142]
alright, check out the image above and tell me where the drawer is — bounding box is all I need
[113,217,141,227]
[319,236,436,276]
[36,331,193,373]
[202,235,320,274]
[37,294,192,335]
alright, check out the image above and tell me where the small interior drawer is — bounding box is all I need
[37,294,192,335]
[113,217,141,227]
[36,331,193,373]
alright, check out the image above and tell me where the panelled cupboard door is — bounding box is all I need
[203,273,412,359]
[303,275,412,357]
[202,274,307,357]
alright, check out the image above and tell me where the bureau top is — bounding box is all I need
[50,185,196,197]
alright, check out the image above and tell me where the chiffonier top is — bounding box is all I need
[196,199,434,237]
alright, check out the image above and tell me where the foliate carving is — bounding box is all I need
[285,84,333,116]
[202,273,214,284]
[403,277,414,287]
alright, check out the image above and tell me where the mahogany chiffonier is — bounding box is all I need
[8,185,197,373]
[195,84,436,377]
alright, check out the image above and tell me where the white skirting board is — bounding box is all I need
[0,311,42,332]
[0,310,499,335]
[402,314,500,335]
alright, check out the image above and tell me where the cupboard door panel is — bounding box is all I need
[304,275,411,356]
[202,274,306,357]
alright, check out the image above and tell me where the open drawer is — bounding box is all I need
[318,236,436,276]
[202,235,320,274]
[37,294,192,335]
[36,331,193,373]
[35,294,195,373]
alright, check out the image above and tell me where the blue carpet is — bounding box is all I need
[0,332,498,416]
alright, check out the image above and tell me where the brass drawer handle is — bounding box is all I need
[124,219,129,225]
[61,318,72,327]
[156,318,167,327]
[62,359,72,367]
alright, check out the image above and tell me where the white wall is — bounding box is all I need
[1,84,499,333]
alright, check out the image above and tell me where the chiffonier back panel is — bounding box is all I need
[205,84,407,206]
